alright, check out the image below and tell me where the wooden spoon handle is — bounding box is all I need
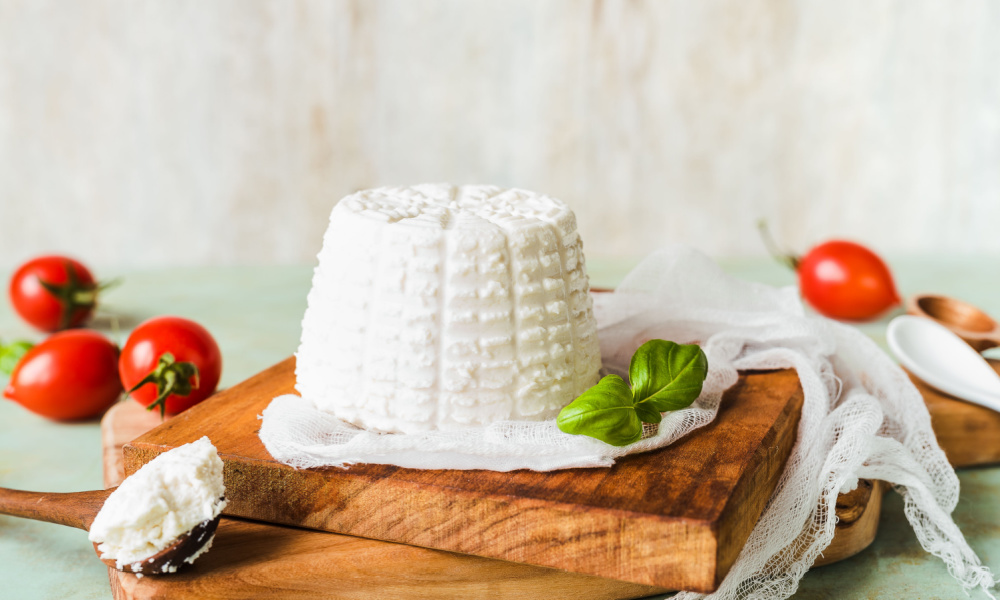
[0,487,112,531]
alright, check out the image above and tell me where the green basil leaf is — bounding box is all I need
[633,401,663,424]
[557,375,642,446]
[0,340,34,376]
[629,339,708,412]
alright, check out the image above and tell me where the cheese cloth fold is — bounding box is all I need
[259,245,995,599]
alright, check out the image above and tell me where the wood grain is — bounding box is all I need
[0,487,110,531]
[103,400,171,489]
[102,400,665,600]
[124,357,806,593]
[911,359,1000,468]
[906,294,1000,352]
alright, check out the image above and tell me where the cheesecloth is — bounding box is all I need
[259,245,995,599]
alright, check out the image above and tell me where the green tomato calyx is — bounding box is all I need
[128,352,201,418]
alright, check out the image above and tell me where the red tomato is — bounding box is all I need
[119,316,222,416]
[797,240,900,321]
[9,255,99,332]
[4,330,122,420]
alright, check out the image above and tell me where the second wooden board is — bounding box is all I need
[911,358,1000,468]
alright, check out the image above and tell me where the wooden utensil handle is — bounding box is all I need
[0,487,112,531]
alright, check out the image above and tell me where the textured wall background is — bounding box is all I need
[0,0,998,269]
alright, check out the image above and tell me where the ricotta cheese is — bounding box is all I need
[296,184,602,434]
[88,436,227,572]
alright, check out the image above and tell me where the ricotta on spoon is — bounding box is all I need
[88,436,227,572]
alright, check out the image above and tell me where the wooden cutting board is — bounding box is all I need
[103,401,665,599]
[104,355,1000,598]
[109,362,894,597]
[123,358,804,593]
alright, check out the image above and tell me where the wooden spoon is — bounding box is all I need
[0,486,221,574]
[906,294,1000,352]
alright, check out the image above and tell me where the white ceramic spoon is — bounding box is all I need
[887,315,1000,413]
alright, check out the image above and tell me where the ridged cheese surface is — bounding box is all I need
[295,184,602,434]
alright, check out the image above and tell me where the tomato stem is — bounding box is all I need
[96,277,122,294]
[36,261,100,330]
[757,220,800,270]
[127,352,201,418]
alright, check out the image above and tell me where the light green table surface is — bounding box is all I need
[1,257,999,600]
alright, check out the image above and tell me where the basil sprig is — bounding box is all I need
[557,340,708,446]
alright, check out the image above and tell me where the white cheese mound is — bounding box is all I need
[296,184,602,434]
[88,436,227,571]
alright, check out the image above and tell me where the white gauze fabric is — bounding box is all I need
[259,245,995,598]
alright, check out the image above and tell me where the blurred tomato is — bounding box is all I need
[4,330,122,420]
[796,240,900,321]
[9,256,98,331]
[760,222,900,321]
